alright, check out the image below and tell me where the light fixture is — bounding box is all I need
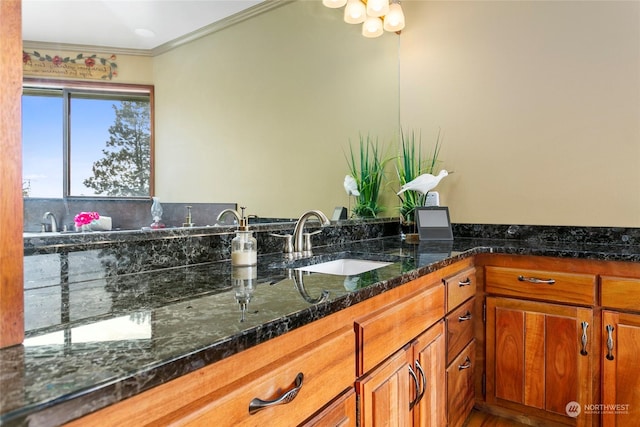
[383,1,405,32]
[325,0,405,37]
[344,0,366,24]
[366,0,389,18]
[362,16,384,38]
[323,0,347,8]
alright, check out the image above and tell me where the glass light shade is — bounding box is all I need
[362,16,384,38]
[366,0,389,17]
[344,0,366,24]
[323,0,347,8]
[383,3,405,32]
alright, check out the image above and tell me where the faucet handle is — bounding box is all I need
[269,233,294,254]
[302,230,323,252]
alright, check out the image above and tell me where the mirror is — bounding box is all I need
[22,0,401,225]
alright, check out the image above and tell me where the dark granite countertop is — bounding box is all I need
[3,232,640,426]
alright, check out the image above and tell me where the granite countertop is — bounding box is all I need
[2,234,640,426]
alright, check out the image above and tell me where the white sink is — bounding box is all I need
[296,259,393,276]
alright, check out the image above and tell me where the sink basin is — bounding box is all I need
[296,259,393,276]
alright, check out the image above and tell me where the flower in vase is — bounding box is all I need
[74,211,100,228]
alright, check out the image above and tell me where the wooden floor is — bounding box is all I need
[464,409,530,426]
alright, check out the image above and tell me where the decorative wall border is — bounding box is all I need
[23,50,118,80]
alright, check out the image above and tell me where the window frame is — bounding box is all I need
[22,78,155,199]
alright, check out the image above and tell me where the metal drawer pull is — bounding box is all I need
[458,356,472,370]
[517,275,556,285]
[606,325,615,361]
[458,278,472,287]
[414,360,426,406]
[458,311,472,322]
[408,365,420,410]
[580,321,589,356]
[248,372,304,415]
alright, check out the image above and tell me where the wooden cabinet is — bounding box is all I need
[301,387,356,427]
[486,297,594,426]
[447,341,476,427]
[484,261,597,426]
[355,279,446,427]
[601,276,640,427]
[356,321,446,427]
[354,264,476,427]
[155,327,353,426]
[444,268,477,427]
[355,282,445,377]
[66,315,354,427]
[477,254,640,427]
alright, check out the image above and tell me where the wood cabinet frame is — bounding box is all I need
[0,0,24,348]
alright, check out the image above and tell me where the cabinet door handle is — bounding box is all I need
[248,372,304,415]
[517,275,556,285]
[458,311,472,322]
[408,365,420,410]
[414,360,426,407]
[458,278,472,287]
[580,321,589,356]
[458,356,472,370]
[606,325,615,361]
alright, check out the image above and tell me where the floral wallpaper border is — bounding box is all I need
[23,51,118,80]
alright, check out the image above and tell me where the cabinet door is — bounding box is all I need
[602,310,640,427]
[302,387,356,427]
[412,321,446,427]
[486,297,593,427]
[356,345,413,427]
[447,340,476,427]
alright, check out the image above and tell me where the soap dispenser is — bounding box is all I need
[231,207,257,266]
[150,197,165,229]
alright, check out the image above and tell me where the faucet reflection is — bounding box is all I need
[216,208,241,225]
[42,212,58,232]
[293,270,330,304]
[292,210,330,255]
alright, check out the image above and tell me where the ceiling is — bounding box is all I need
[22,0,267,52]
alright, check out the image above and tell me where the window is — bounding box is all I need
[22,80,154,198]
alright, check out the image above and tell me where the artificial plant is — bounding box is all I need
[396,128,443,223]
[346,134,389,218]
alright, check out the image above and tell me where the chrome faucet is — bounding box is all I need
[292,210,330,254]
[42,212,58,232]
[216,208,241,225]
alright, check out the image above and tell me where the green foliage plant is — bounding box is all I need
[346,134,389,218]
[396,128,442,223]
[83,101,151,196]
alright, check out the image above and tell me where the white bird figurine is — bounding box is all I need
[397,170,451,195]
[344,175,360,196]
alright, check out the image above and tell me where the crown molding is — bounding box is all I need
[152,0,294,56]
[23,0,295,58]
[22,40,152,57]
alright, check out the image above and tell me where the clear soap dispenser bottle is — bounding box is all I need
[231,207,257,266]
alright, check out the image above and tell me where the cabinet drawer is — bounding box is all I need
[485,266,596,306]
[601,276,640,311]
[155,327,354,426]
[301,387,356,427]
[446,297,475,365]
[447,340,475,427]
[355,283,444,376]
[445,268,476,312]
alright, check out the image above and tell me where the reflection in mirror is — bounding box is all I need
[22,1,400,230]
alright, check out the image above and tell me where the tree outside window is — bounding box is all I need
[22,83,153,199]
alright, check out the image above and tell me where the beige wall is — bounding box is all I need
[152,1,400,219]
[400,0,640,227]
[23,0,640,226]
